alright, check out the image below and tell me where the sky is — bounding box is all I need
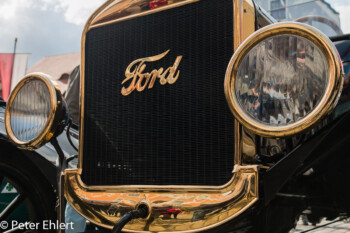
[0,0,349,68]
[0,0,104,67]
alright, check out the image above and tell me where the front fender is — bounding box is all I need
[0,105,78,191]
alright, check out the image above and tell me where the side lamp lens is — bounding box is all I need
[10,79,51,142]
[5,73,68,149]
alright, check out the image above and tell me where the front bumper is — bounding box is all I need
[63,165,258,232]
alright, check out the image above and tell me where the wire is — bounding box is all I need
[66,119,78,151]
[301,217,348,233]
[112,206,148,233]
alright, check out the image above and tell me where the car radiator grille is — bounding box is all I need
[82,0,235,186]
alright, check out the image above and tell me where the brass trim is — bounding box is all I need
[58,172,66,233]
[79,0,256,185]
[69,0,259,231]
[234,0,255,50]
[64,165,258,232]
[90,0,201,29]
[225,22,344,138]
[121,50,183,96]
[233,0,256,165]
[234,0,243,50]
[5,73,64,150]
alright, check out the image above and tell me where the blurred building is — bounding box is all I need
[26,52,80,93]
[254,0,342,36]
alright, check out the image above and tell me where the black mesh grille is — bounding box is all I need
[82,0,235,186]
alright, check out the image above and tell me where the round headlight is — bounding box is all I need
[225,23,343,137]
[5,73,66,149]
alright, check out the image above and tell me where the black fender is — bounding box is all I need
[264,110,350,205]
[0,106,78,194]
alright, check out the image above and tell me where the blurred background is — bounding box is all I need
[254,0,349,36]
[0,0,104,101]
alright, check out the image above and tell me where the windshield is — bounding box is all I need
[254,0,349,37]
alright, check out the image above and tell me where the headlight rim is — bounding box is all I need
[5,73,63,150]
[224,22,343,138]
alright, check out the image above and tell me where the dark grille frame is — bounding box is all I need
[81,0,237,187]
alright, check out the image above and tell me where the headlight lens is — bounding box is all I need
[235,34,328,126]
[225,23,343,137]
[10,79,51,142]
[5,73,66,149]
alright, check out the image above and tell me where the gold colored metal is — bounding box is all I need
[64,165,258,232]
[67,0,260,231]
[225,22,344,138]
[5,73,64,150]
[234,0,256,165]
[90,0,200,29]
[121,50,183,96]
[234,120,242,165]
[234,0,255,50]
[242,129,257,163]
[58,172,66,233]
[242,0,256,43]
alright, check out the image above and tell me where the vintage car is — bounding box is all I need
[1,0,350,232]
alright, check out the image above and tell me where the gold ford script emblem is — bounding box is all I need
[121,50,183,96]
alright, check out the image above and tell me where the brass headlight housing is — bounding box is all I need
[225,22,343,137]
[5,73,67,150]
